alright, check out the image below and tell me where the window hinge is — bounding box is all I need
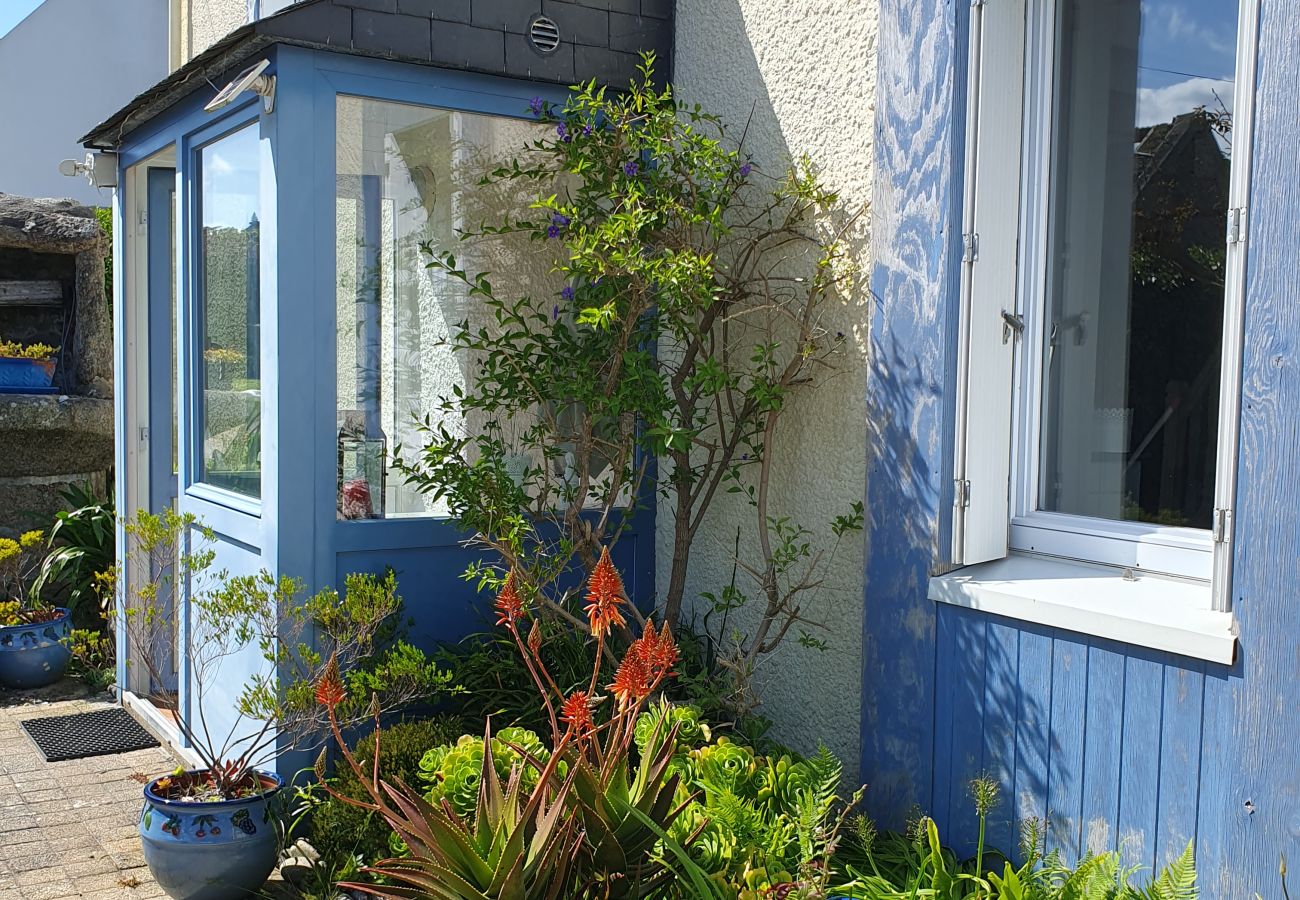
[954,479,971,509]
[1227,206,1247,246]
[962,231,979,263]
[138,425,150,445]
[971,0,987,7]
[1213,507,1233,544]
[1001,310,1024,344]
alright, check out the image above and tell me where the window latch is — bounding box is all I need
[1001,310,1024,344]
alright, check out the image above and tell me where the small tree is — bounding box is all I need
[402,55,863,714]
[108,508,453,798]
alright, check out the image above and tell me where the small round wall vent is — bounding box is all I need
[529,15,561,55]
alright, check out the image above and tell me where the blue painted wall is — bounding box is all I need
[864,0,1300,895]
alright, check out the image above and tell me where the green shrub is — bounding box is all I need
[306,715,463,873]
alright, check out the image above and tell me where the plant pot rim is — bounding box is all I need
[0,607,71,632]
[144,769,284,809]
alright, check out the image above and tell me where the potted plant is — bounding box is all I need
[0,338,58,391]
[0,529,72,689]
[112,508,454,900]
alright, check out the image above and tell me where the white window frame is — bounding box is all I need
[938,0,1261,657]
[1004,0,1259,599]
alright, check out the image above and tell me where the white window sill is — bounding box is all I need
[928,553,1236,665]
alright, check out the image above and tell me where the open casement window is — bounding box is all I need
[939,0,1258,664]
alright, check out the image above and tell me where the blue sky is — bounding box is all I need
[0,0,42,40]
[1137,0,1240,126]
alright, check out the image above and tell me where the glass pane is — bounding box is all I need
[198,124,262,498]
[334,96,556,519]
[1038,0,1237,529]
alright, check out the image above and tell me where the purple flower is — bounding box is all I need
[557,123,571,143]
[583,124,593,137]
[547,225,561,239]
[623,161,639,177]
[552,304,560,320]
[561,286,575,301]
[739,162,752,178]
[529,96,545,117]
[551,213,571,227]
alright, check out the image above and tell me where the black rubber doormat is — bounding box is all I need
[20,707,160,762]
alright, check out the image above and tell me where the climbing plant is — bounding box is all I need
[401,54,863,713]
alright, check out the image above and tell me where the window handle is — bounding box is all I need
[1001,310,1024,344]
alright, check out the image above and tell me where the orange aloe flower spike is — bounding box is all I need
[584,546,627,638]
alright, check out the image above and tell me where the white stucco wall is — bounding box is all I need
[0,0,167,205]
[177,0,248,64]
[668,0,878,778]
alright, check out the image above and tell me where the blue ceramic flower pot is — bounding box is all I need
[0,607,71,689]
[0,357,56,390]
[139,770,284,900]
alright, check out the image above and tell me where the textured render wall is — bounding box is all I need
[180,0,248,63]
[669,1,878,777]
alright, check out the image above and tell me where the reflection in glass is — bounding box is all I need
[1038,0,1236,529]
[334,96,556,519]
[198,124,261,498]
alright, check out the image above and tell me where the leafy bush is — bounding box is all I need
[305,715,464,875]
[833,779,1202,900]
[32,482,115,629]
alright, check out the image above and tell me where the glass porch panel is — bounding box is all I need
[1038,0,1237,529]
[334,96,559,519]
[197,124,262,499]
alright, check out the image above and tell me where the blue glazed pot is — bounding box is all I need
[0,607,71,689]
[139,770,284,900]
[0,357,56,389]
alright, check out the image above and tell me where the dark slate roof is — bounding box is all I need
[82,0,672,149]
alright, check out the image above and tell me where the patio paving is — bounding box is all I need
[0,685,173,899]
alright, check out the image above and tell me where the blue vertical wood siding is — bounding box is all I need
[866,0,1300,895]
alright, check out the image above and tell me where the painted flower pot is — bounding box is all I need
[139,770,284,900]
[0,357,56,390]
[0,607,71,689]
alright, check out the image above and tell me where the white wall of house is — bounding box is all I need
[0,0,168,205]
[176,0,247,64]
[670,0,878,777]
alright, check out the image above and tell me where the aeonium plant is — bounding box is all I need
[110,508,454,802]
[317,547,693,899]
[0,530,54,626]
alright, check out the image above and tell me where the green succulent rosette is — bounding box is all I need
[754,753,816,814]
[694,737,757,796]
[418,727,554,818]
[635,701,711,755]
[669,802,736,875]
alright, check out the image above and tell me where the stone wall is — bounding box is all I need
[0,195,114,537]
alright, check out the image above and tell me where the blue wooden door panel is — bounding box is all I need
[1117,654,1163,874]
[980,620,1019,857]
[1045,632,1087,861]
[1013,631,1052,859]
[1078,642,1125,858]
[1155,663,1204,869]
[944,607,988,853]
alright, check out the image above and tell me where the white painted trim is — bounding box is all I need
[121,690,203,768]
[1210,0,1262,611]
[929,553,1236,665]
